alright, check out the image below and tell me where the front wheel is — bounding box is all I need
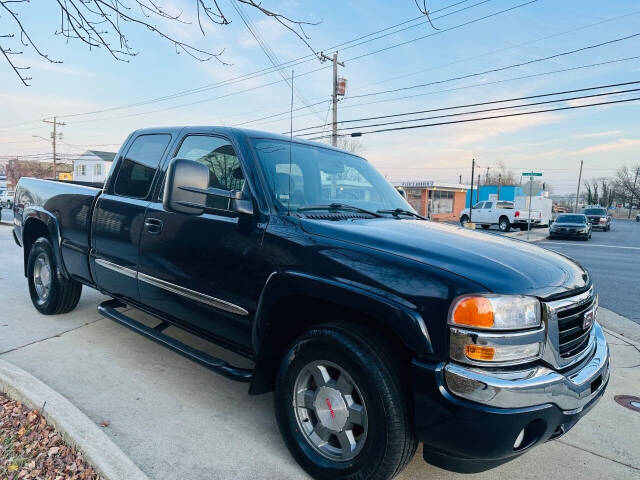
[274,324,417,480]
[460,215,469,226]
[27,237,82,315]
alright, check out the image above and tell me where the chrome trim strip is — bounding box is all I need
[95,258,137,279]
[138,272,249,316]
[444,321,609,411]
[449,326,545,367]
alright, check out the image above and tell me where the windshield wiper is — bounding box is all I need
[297,203,383,218]
[377,208,426,220]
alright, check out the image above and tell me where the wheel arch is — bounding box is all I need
[249,271,432,395]
[21,208,68,279]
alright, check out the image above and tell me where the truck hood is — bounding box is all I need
[300,218,589,298]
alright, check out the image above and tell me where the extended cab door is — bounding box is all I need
[137,133,265,350]
[91,133,173,302]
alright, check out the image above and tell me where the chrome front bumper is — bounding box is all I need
[444,321,609,413]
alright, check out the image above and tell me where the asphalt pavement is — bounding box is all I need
[538,218,640,324]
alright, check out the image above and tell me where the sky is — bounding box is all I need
[0,0,639,193]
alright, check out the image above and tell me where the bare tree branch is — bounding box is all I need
[0,0,319,85]
[414,0,439,30]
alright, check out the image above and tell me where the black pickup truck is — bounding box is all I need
[13,127,609,480]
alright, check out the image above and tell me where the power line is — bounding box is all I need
[226,10,640,127]
[307,96,640,139]
[41,0,488,123]
[25,0,527,126]
[292,80,640,135]
[345,31,640,101]
[239,55,640,129]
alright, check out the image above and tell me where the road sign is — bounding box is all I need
[522,172,542,177]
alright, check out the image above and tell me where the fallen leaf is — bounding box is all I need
[18,426,26,436]
[8,464,18,471]
[48,446,60,456]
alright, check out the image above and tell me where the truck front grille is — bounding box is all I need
[556,297,595,359]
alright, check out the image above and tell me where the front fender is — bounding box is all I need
[249,271,432,395]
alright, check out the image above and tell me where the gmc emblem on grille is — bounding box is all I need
[583,308,596,330]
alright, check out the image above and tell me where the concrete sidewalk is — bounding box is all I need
[1,225,639,479]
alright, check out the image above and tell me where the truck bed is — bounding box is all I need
[14,177,101,284]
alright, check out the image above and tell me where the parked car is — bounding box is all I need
[0,189,13,209]
[582,206,611,231]
[13,127,609,480]
[459,200,543,232]
[549,214,591,240]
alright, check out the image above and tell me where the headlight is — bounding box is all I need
[448,295,544,366]
[449,295,541,330]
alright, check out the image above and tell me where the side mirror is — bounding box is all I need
[163,158,209,215]
[163,158,254,216]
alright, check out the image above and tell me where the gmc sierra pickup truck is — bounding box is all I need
[13,127,609,480]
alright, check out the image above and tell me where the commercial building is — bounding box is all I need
[395,181,469,222]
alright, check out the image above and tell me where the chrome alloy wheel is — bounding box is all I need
[33,252,52,301]
[293,360,368,462]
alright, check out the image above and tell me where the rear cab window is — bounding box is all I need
[114,134,172,198]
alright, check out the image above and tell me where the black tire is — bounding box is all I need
[481,224,490,230]
[274,324,417,480]
[498,217,511,232]
[460,215,469,226]
[27,237,82,315]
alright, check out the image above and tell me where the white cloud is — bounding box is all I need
[568,138,640,156]
[572,130,623,139]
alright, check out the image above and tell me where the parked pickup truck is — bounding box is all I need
[459,200,545,232]
[13,127,609,479]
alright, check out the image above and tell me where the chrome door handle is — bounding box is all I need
[145,218,163,234]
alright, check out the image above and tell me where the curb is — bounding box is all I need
[0,358,150,480]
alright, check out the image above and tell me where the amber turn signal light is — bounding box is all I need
[451,297,494,328]
[464,344,496,361]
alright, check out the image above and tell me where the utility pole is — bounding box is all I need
[629,166,639,219]
[43,117,65,178]
[459,174,462,184]
[574,160,583,213]
[497,174,502,200]
[469,159,475,223]
[320,52,344,147]
[477,174,481,203]
[527,173,533,241]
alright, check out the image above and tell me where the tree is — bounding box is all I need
[335,136,364,155]
[1,1,438,86]
[484,162,517,186]
[0,0,318,86]
[614,164,640,209]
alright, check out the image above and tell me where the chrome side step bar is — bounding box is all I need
[98,299,253,383]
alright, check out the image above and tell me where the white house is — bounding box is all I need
[73,150,116,183]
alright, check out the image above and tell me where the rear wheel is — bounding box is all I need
[498,217,511,232]
[274,324,417,480]
[27,237,82,315]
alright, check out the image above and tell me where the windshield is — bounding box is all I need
[584,208,606,215]
[251,138,412,214]
[557,215,586,224]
